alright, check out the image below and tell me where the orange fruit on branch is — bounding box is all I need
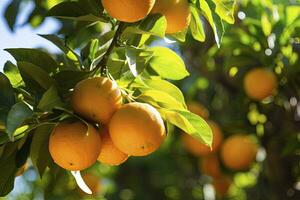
[109,102,166,156]
[151,0,191,34]
[97,128,128,166]
[49,121,101,171]
[182,121,223,156]
[221,134,258,170]
[243,68,277,100]
[102,0,156,22]
[71,77,122,125]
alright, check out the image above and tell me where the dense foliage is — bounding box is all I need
[0,0,300,200]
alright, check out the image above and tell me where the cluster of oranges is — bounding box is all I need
[182,102,258,197]
[101,0,191,34]
[49,77,166,172]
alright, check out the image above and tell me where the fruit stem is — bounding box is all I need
[93,22,125,76]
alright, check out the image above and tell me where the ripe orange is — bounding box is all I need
[221,134,258,170]
[182,121,223,156]
[243,68,277,100]
[101,0,155,22]
[109,102,166,156]
[49,121,101,171]
[213,175,232,197]
[187,101,209,119]
[151,0,191,34]
[199,154,221,178]
[71,77,122,125]
[81,173,101,195]
[97,128,128,166]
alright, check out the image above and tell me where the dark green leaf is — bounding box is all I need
[39,34,81,67]
[47,0,107,22]
[53,70,91,91]
[30,124,54,177]
[6,102,33,141]
[18,61,55,91]
[37,86,63,111]
[0,143,18,196]
[0,73,15,109]
[5,48,60,73]
[4,0,21,31]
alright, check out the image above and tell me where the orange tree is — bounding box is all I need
[0,0,236,198]
[1,0,300,200]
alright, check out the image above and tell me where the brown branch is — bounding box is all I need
[92,22,125,75]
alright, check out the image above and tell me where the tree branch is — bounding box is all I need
[93,22,125,75]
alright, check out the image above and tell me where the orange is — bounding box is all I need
[71,77,122,125]
[243,68,277,100]
[97,128,129,166]
[151,0,191,34]
[221,134,258,170]
[199,154,221,178]
[81,173,101,195]
[213,175,232,197]
[109,102,166,156]
[49,121,101,171]
[16,163,28,177]
[187,101,209,119]
[182,121,223,156]
[102,0,155,22]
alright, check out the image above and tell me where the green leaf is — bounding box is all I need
[15,136,32,167]
[0,143,18,196]
[30,124,54,177]
[149,47,189,80]
[138,89,185,110]
[123,14,167,38]
[18,61,55,91]
[47,0,107,22]
[212,0,236,24]
[0,73,15,109]
[39,34,81,67]
[6,102,33,141]
[37,86,63,112]
[5,48,60,73]
[199,0,224,47]
[3,61,23,87]
[134,77,186,107]
[4,0,21,31]
[53,70,91,91]
[190,5,206,42]
[161,109,212,146]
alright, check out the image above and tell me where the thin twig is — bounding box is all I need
[92,22,126,75]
